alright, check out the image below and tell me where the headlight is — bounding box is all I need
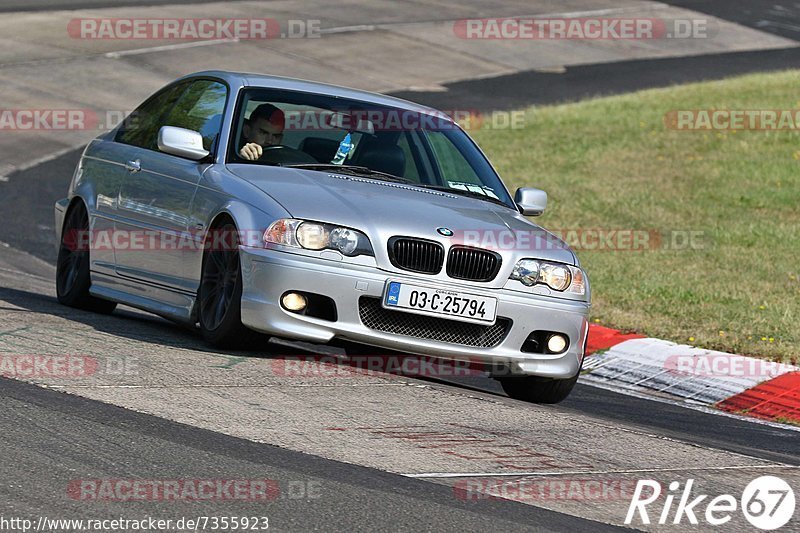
[264,219,374,257]
[263,219,302,247]
[540,263,571,291]
[509,259,586,295]
[329,227,360,256]
[511,259,539,286]
[296,222,328,250]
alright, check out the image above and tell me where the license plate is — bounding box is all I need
[382,281,497,324]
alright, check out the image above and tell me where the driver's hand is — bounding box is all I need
[239,143,263,161]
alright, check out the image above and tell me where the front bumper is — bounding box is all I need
[240,247,590,379]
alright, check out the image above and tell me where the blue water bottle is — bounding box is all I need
[331,133,354,165]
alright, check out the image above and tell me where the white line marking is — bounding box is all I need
[524,3,671,19]
[0,144,84,183]
[0,266,52,282]
[104,38,239,59]
[320,24,377,35]
[756,20,800,32]
[403,464,799,478]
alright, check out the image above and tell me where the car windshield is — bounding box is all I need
[227,88,515,208]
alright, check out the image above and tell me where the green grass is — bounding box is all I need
[471,70,800,361]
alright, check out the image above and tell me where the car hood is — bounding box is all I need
[228,165,576,267]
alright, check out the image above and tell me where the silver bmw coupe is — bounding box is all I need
[55,70,590,403]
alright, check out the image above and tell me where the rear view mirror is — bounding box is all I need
[158,126,210,160]
[322,111,375,134]
[514,187,547,216]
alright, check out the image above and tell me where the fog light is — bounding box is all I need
[282,292,307,312]
[547,334,568,354]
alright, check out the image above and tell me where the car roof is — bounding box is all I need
[182,70,451,119]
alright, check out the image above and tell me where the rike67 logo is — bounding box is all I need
[626,476,795,530]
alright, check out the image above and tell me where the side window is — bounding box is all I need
[115,82,187,150]
[162,80,228,152]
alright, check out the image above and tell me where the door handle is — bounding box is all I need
[125,159,141,173]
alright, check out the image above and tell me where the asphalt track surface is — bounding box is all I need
[666,0,800,41]
[389,0,800,110]
[1,375,622,532]
[2,1,800,531]
[3,0,800,43]
[391,46,800,112]
[0,0,224,11]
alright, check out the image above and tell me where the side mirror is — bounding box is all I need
[514,187,547,216]
[158,126,210,160]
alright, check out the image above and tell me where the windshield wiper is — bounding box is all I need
[416,184,511,208]
[282,164,412,183]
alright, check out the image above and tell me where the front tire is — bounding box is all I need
[55,202,117,314]
[197,222,258,348]
[498,372,579,404]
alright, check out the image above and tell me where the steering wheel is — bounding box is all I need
[258,145,318,165]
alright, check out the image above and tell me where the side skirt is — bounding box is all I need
[90,271,197,325]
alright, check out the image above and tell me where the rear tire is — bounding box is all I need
[498,372,579,404]
[55,202,117,314]
[197,221,260,348]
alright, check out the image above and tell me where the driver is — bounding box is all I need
[238,103,286,160]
